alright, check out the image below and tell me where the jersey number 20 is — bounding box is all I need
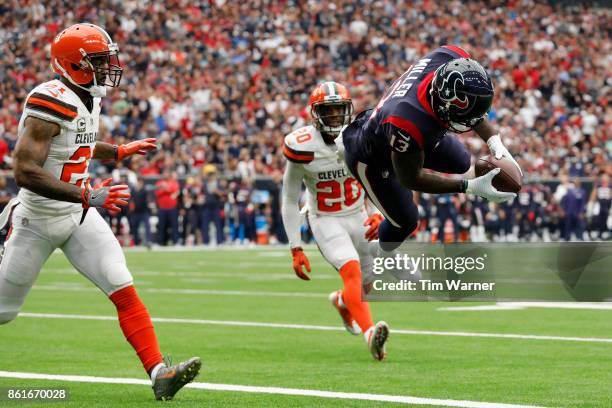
[316,178,361,212]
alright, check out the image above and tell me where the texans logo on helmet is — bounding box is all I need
[439,70,469,109]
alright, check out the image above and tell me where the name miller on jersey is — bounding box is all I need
[75,132,97,144]
[318,168,349,180]
[392,58,431,98]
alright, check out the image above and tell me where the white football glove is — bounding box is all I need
[487,134,523,176]
[466,168,516,203]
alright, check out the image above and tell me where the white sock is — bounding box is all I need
[337,291,346,308]
[150,362,165,385]
[363,326,374,344]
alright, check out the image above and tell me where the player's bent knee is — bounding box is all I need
[379,216,418,251]
[399,200,419,231]
[403,207,419,235]
[380,206,418,239]
[0,310,18,325]
[457,151,471,174]
[409,219,419,236]
[101,262,134,295]
[339,260,361,281]
[318,235,360,270]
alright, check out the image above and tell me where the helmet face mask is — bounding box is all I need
[431,59,494,133]
[83,47,123,88]
[312,101,353,139]
[51,23,123,97]
[308,82,353,142]
[445,113,487,133]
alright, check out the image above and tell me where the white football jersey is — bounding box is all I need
[283,125,364,216]
[17,79,100,215]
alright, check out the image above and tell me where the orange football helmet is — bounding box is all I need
[308,82,353,138]
[51,23,122,97]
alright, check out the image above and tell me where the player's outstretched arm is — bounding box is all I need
[391,150,515,203]
[392,150,464,193]
[14,117,131,211]
[93,138,157,161]
[280,160,311,280]
[280,160,306,249]
[474,119,522,176]
[14,116,83,203]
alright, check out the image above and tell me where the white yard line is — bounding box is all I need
[41,267,337,279]
[0,370,547,408]
[18,312,612,344]
[34,285,612,309]
[33,285,328,298]
[438,305,526,311]
[439,302,612,312]
[49,245,313,253]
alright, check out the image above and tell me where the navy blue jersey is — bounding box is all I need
[351,45,471,167]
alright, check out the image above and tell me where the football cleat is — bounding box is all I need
[152,356,201,401]
[329,290,361,335]
[367,321,389,361]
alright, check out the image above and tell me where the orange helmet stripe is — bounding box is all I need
[308,81,351,109]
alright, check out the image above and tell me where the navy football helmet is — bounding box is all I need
[431,58,494,133]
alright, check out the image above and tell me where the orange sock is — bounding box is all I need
[339,260,373,333]
[110,285,163,374]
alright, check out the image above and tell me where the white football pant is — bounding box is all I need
[307,208,374,283]
[0,205,132,324]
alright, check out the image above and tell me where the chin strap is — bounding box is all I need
[53,57,106,98]
[87,85,107,98]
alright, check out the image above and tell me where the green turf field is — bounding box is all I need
[0,246,610,407]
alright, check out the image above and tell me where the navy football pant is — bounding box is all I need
[346,134,470,250]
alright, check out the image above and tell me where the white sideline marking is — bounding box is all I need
[43,267,337,279]
[256,251,288,257]
[50,244,319,253]
[34,285,328,298]
[121,245,291,252]
[18,313,612,344]
[0,371,547,408]
[439,305,525,311]
[439,302,612,312]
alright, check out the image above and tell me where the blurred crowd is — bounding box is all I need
[0,0,610,244]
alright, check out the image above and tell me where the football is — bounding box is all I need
[475,155,523,193]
